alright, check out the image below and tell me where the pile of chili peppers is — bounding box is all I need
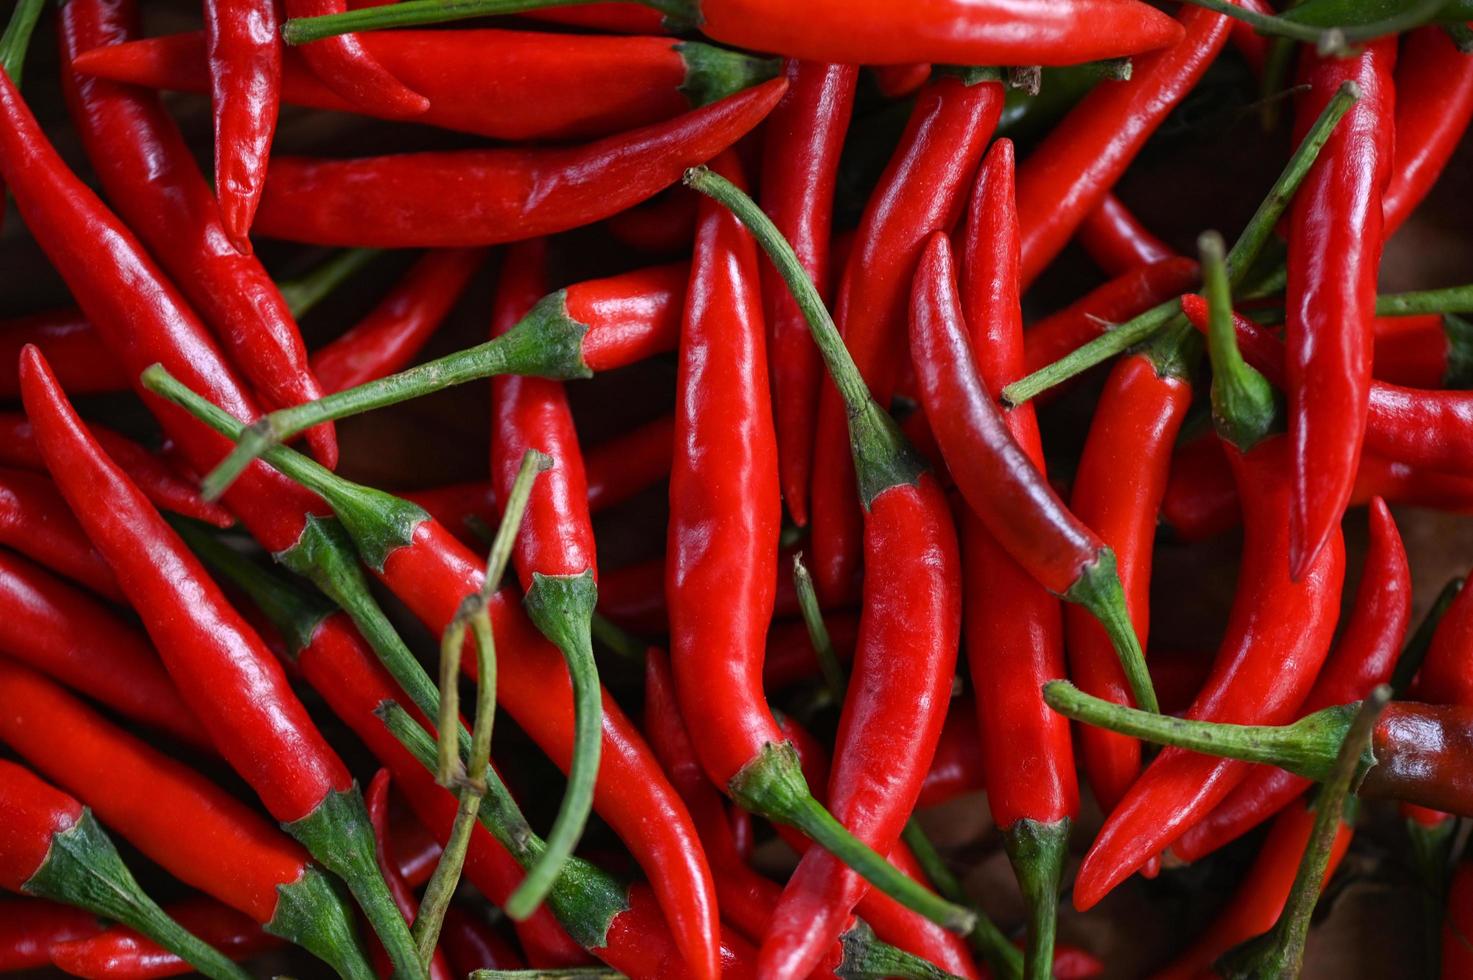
[2,0,1473,977]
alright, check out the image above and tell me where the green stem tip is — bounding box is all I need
[1065,549,1158,714]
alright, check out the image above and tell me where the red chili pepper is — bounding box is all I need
[810,71,1001,604]
[1227,0,1274,75]
[439,906,524,976]
[759,60,856,528]
[0,309,123,397]
[1283,41,1395,580]
[312,249,485,394]
[916,701,984,810]
[1382,26,1473,238]
[1444,862,1473,979]
[72,28,777,143]
[1171,499,1410,863]
[387,813,441,889]
[202,0,280,250]
[59,0,337,469]
[0,468,123,604]
[606,188,699,253]
[49,899,283,980]
[18,348,422,979]
[0,900,98,972]
[283,0,427,118]
[364,771,453,980]
[763,612,859,691]
[1075,192,1176,278]
[871,63,931,99]
[251,79,786,246]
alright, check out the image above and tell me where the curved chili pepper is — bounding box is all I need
[0,900,98,972]
[1075,193,1176,277]
[759,60,857,528]
[364,772,453,980]
[312,249,486,394]
[0,662,372,978]
[1444,862,1473,979]
[18,349,423,980]
[202,0,279,250]
[0,310,123,397]
[1171,498,1410,862]
[916,702,984,810]
[1014,4,1234,287]
[73,29,778,143]
[810,71,1001,604]
[1284,41,1395,580]
[284,0,427,119]
[1382,26,1473,237]
[440,906,524,975]
[252,78,785,246]
[58,0,337,469]
[49,899,282,980]
[0,468,123,604]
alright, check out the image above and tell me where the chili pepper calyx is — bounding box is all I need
[1062,551,1158,713]
[264,865,377,980]
[675,41,780,108]
[1004,818,1069,980]
[1199,231,1275,452]
[835,919,964,980]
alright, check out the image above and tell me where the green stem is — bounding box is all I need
[0,0,45,84]
[264,866,378,980]
[676,42,780,108]
[589,611,647,664]
[436,614,470,785]
[792,552,847,703]
[1377,284,1473,318]
[283,0,696,44]
[1406,812,1458,979]
[899,823,1023,980]
[1005,819,1069,980]
[1200,230,1275,452]
[1390,577,1463,695]
[1066,550,1158,714]
[471,971,622,979]
[1177,0,1331,45]
[279,249,383,320]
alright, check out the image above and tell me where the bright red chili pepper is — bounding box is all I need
[1443,862,1473,979]
[311,249,485,394]
[0,309,123,397]
[364,771,453,980]
[810,71,1001,604]
[759,60,856,528]
[1284,41,1395,580]
[73,28,777,143]
[202,0,279,250]
[1075,192,1176,278]
[58,0,337,469]
[251,79,786,246]
[606,187,699,252]
[0,760,86,895]
[1171,498,1410,863]
[48,899,282,980]
[439,906,524,976]
[283,0,427,118]
[1382,26,1473,238]
[0,899,98,972]
[0,468,123,604]
[1069,435,1345,910]
[1014,4,1233,288]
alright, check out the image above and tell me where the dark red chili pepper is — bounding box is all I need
[1228,0,1274,75]
[0,310,123,397]
[202,0,280,250]
[49,899,283,980]
[759,60,856,528]
[387,813,441,889]
[18,348,422,980]
[1171,498,1410,863]
[763,612,859,690]
[606,188,699,253]
[1283,41,1395,580]
[1075,192,1176,278]
[871,63,931,98]
[73,29,777,143]
[251,79,786,246]
[284,0,427,119]
[364,771,453,980]
[1014,4,1233,287]
[1444,862,1473,979]
[1382,26,1473,238]
[0,468,123,604]
[0,661,373,979]
[0,900,98,972]
[810,71,1001,604]
[439,906,524,976]
[312,249,485,394]
[59,0,338,469]
[916,701,984,810]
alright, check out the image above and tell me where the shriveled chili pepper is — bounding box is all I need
[810,70,1001,604]
[440,907,524,976]
[312,249,486,394]
[284,0,427,119]
[201,0,279,251]
[364,771,454,980]
[0,761,249,980]
[49,899,283,980]
[58,0,337,469]
[0,468,123,604]
[0,310,122,397]
[1171,498,1410,863]
[1075,192,1176,278]
[1382,26,1473,238]
[73,29,778,143]
[18,349,424,980]
[759,60,857,528]
[251,78,785,246]
[0,900,98,972]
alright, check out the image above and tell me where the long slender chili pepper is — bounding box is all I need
[1170,498,1410,862]
[312,249,486,394]
[0,899,98,972]
[440,906,525,976]
[365,772,454,980]
[58,0,337,469]
[19,349,424,980]
[73,29,778,143]
[1383,26,1473,236]
[0,310,124,397]
[202,0,279,251]
[0,661,373,979]
[1014,3,1234,288]
[251,79,786,246]
[683,166,970,975]
[759,60,857,528]
[0,468,123,604]
[1283,41,1395,581]
[283,0,428,119]
[1075,193,1176,277]
[0,761,249,980]
[386,807,441,890]
[809,70,1001,604]
[49,899,283,980]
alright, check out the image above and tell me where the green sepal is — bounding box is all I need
[503,293,594,381]
[1004,819,1069,980]
[265,865,377,980]
[675,41,780,108]
[836,919,963,980]
[851,402,927,510]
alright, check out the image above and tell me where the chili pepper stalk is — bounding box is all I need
[1200,230,1275,451]
[279,248,384,319]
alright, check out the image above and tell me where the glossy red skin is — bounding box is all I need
[917,700,984,809]
[0,310,123,396]
[74,29,739,142]
[493,240,597,585]
[1173,499,1410,863]
[1015,4,1231,287]
[1415,559,1473,711]
[252,80,786,246]
[1067,353,1190,813]
[760,481,963,979]
[0,761,83,892]
[49,899,280,980]
[567,262,686,373]
[378,520,720,980]
[1152,800,1352,980]
[312,249,485,393]
[1445,863,1473,979]
[364,772,452,980]
[0,468,124,603]
[440,907,524,975]
[0,552,209,750]
[762,613,858,690]
[203,0,279,248]
[20,349,351,825]
[1383,27,1473,238]
[597,884,756,980]
[912,233,1101,597]
[693,0,1184,65]
[1372,314,1448,389]
[810,75,1001,603]
[0,413,231,529]
[1075,192,1175,277]
[759,60,857,528]
[1284,42,1395,579]
[1366,704,1473,815]
[0,44,325,554]
[59,0,336,469]
[606,188,698,252]
[283,0,427,119]
[0,660,307,922]
[958,142,1076,830]
[0,900,99,971]
[1072,436,1345,910]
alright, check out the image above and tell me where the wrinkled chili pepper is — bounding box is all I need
[201,0,279,250]
[1382,26,1473,237]
[251,78,786,246]
[1075,193,1176,277]
[0,310,123,397]
[284,0,428,119]
[0,468,123,604]
[49,899,283,980]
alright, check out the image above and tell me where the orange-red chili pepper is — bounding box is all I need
[1075,192,1175,278]
[202,0,280,250]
